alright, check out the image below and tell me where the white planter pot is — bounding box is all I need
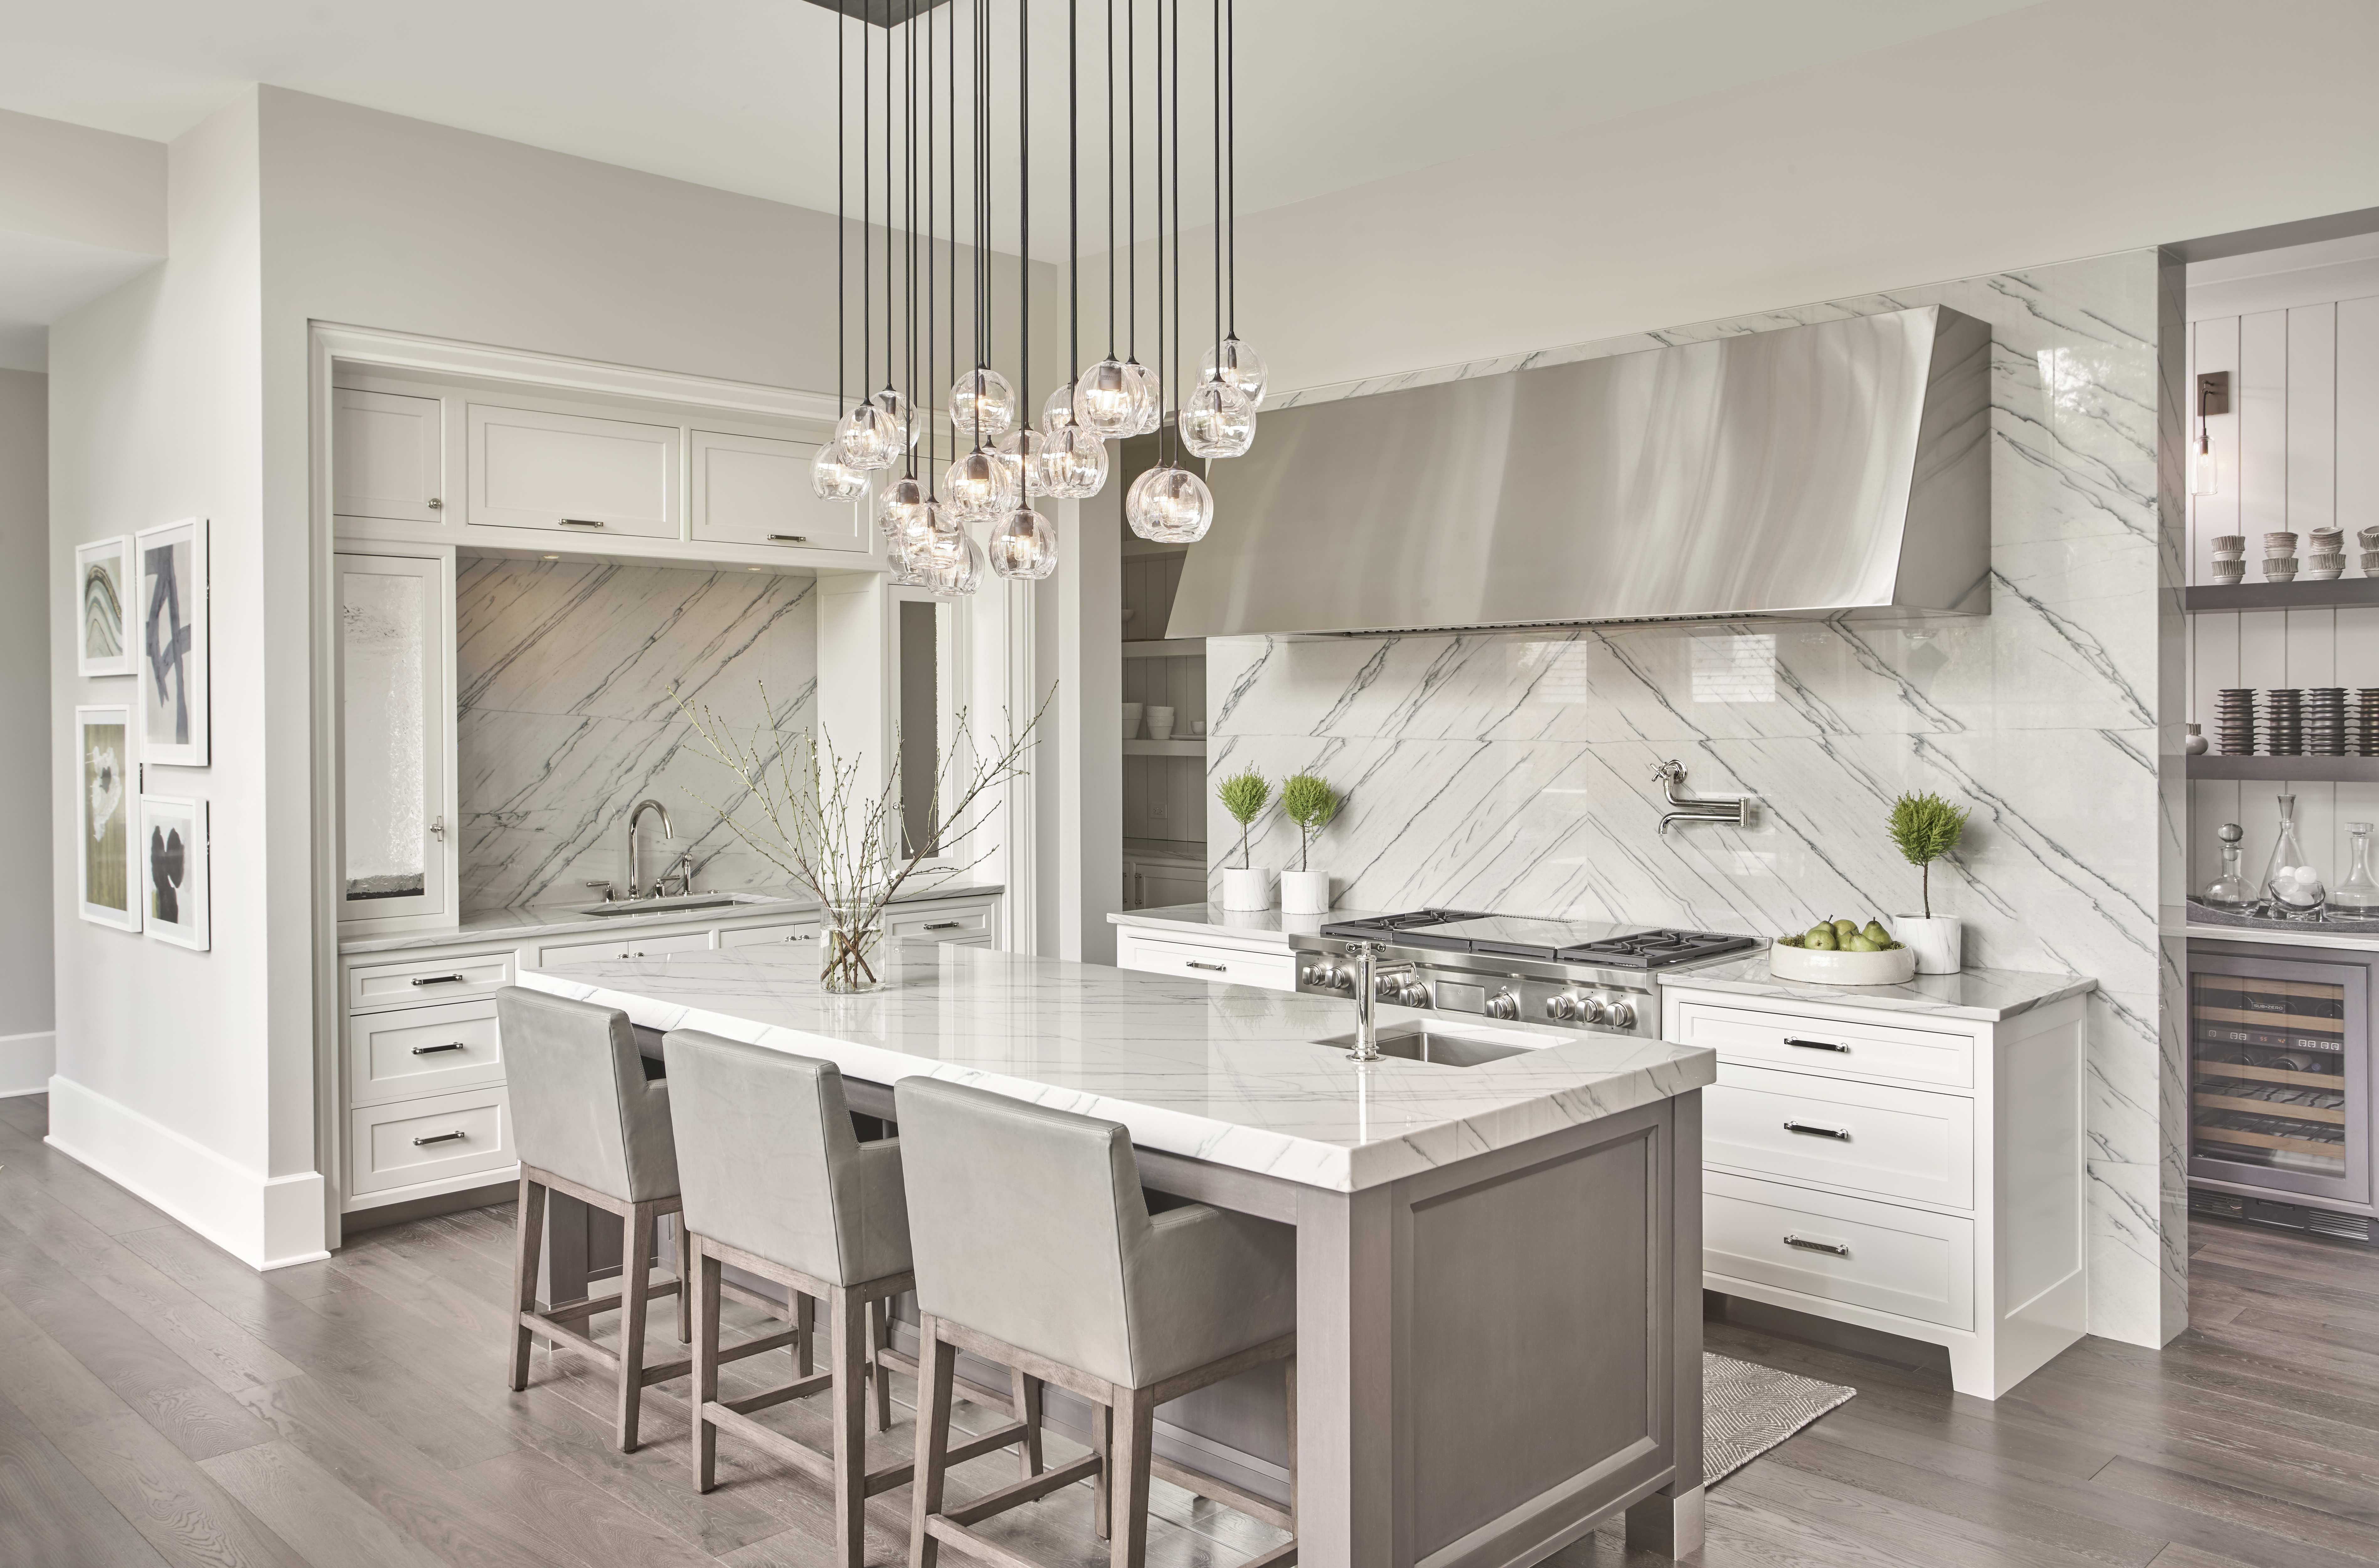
[1279,869,1331,915]
[1897,915,1962,975]
[1222,867,1272,911]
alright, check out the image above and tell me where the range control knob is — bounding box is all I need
[1485,989,1521,1021]
[1300,962,1346,990]
[1603,998,1637,1030]
[1392,979,1431,1007]
[1544,993,1578,1022]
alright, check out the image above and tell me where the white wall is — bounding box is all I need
[0,107,166,370]
[0,367,51,1092]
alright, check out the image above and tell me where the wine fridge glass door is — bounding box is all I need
[2189,947,2369,1208]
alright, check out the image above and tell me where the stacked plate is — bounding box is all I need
[2309,527,2346,581]
[2263,687,2304,755]
[2265,532,2299,582]
[2308,687,2347,755]
[2357,691,2379,756]
[2211,533,2245,584]
[2216,688,2256,755]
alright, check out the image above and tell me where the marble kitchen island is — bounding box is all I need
[520,942,1717,1566]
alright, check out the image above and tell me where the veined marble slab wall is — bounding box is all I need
[456,558,816,912]
[1210,252,2183,1347]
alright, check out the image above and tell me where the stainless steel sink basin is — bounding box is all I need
[1312,1022,1543,1067]
[574,895,747,918]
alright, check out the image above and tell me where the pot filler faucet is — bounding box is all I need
[1341,941,1419,1062]
[627,799,673,897]
[1653,759,1751,834]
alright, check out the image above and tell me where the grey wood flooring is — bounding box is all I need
[3,1089,2376,1567]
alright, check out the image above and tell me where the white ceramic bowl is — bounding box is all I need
[1769,939,1918,986]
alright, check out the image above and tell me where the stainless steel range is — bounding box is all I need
[1289,909,1760,1040]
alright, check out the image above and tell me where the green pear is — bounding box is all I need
[1832,918,1859,940]
[1806,927,1838,950]
[1861,920,1891,945]
[1844,935,1877,952]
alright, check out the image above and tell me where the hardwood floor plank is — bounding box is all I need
[200,1439,456,1568]
[0,1089,48,1137]
[2090,1454,2379,1567]
[0,1382,176,1568]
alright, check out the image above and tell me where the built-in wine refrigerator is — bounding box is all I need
[2189,940,2377,1240]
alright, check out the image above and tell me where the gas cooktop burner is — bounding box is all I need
[1319,910,1758,969]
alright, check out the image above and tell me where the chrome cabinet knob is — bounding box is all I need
[1485,989,1520,1020]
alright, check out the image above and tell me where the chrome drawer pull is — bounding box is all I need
[923,920,962,931]
[558,517,606,529]
[411,974,467,987]
[1783,1233,1850,1257]
[1782,1120,1852,1141]
[413,1130,468,1147]
[411,1041,469,1056]
[1187,960,1227,972]
[1783,1036,1850,1053]
[767,533,810,543]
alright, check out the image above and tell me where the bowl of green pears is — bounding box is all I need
[1770,916,1918,985]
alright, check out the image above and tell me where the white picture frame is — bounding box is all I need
[76,705,140,931]
[74,536,136,678]
[135,516,209,767]
[139,794,210,951]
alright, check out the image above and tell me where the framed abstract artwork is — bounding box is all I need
[74,536,135,678]
[76,706,140,931]
[139,794,210,951]
[135,517,210,767]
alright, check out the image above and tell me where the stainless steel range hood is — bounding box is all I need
[1166,305,1990,638]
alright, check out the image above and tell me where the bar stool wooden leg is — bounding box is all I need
[830,1286,873,1568]
[616,1200,655,1452]
[674,1216,692,1345]
[691,1238,721,1491]
[796,1290,817,1378]
[910,1319,958,1568]
[1109,1386,1156,1568]
[509,1175,547,1392]
[1010,1369,1045,1478]
[867,1296,894,1432]
[1284,1354,1298,1526]
[1093,1401,1113,1542]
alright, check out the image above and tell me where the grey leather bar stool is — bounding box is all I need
[895,1078,1299,1568]
[497,987,692,1452]
[665,1032,1048,1568]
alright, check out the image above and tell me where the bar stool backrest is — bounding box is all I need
[894,1077,1150,1388]
[661,1030,910,1285]
[495,988,678,1203]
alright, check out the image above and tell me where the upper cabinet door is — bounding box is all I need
[689,428,868,554]
[337,552,454,928]
[467,403,681,539]
[334,388,446,524]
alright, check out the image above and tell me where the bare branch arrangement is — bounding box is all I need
[676,681,1047,990]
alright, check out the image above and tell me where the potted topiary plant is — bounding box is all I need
[1888,790,1970,974]
[1277,772,1341,915]
[1218,767,1273,910]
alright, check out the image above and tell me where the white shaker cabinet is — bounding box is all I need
[689,429,868,554]
[466,402,681,539]
[333,387,447,524]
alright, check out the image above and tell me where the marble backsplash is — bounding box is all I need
[456,557,817,912]
[1208,252,2178,1347]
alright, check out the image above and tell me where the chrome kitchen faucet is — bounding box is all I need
[1341,940,1420,1062]
[627,798,673,898]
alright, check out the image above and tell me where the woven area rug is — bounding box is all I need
[1703,1352,1854,1485]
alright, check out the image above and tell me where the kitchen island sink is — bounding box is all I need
[1313,1020,1542,1066]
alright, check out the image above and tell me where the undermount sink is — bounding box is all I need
[575,894,747,918]
[1311,1022,1543,1067]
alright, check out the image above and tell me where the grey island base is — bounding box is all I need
[519,944,1718,1567]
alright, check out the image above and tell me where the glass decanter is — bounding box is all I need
[2257,794,2327,920]
[2200,822,2253,909]
[2334,822,2379,912]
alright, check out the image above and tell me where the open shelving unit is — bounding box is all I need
[2185,578,2379,613]
[2189,755,2379,783]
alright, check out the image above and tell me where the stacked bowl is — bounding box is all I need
[2308,527,2346,581]
[2210,534,2245,584]
[2362,525,2379,577]
[2264,531,2299,582]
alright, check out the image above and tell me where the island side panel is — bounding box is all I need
[1626,1087,1705,1557]
[1296,1098,1690,1568]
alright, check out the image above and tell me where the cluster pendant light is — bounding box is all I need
[811,0,1262,591]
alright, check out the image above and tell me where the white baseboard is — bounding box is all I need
[44,1075,329,1270]
[0,1031,55,1097]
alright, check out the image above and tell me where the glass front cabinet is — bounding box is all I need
[335,550,458,930]
[2189,941,2374,1213]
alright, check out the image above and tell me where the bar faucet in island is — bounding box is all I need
[1341,939,1420,1061]
[626,798,672,898]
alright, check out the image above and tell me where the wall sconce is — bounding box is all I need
[2193,370,2230,497]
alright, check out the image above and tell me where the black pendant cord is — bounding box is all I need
[1225,0,1235,337]
[1169,0,1181,465]
[836,9,845,422]
[1209,0,1219,379]
[1152,0,1163,460]
[926,3,937,496]
[1067,0,1078,384]
[1104,0,1116,356]
[1125,0,1136,365]
[947,0,959,467]
[883,0,894,404]
[1018,0,1029,440]
[904,8,918,478]
[860,1,870,415]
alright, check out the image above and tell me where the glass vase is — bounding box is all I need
[2256,794,2327,920]
[2200,822,2252,909]
[2334,822,2379,911]
[820,902,887,993]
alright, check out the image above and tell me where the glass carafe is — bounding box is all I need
[2201,822,2253,909]
[2257,794,2327,920]
[2333,822,2379,911]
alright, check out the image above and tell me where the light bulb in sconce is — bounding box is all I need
[2192,435,2221,498]
[2193,369,2230,498]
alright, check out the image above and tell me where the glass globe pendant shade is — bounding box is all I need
[875,474,932,540]
[1123,359,1163,435]
[811,439,867,502]
[884,531,929,587]
[836,403,899,471]
[1072,358,1139,437]
[987,506,1059,581]
[870,385,919,450]
[1126,464,1214,544]
[1181,376,1258,459]
[943,445,1021,524]
[1043,381,1076,433]
[1203,336,1270,409]
[1039,423,1109,499]
[997,428,1051,497]
[924,530,986,598]
[949,367,1017,444]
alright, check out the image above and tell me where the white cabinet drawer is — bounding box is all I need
[689,429,868,554]
[1115,930,1298,992]
[1706,1063,1975,1209]
[348,998,504,1106]
[886,901,996,945]
[467,403,680,539]
[1669,998,1975,1089]
[349,1088,514,1196]
[1704,1171,1973,1331]
[718,919,822,950]
[348,950,516,1013]
[539,928,715,967]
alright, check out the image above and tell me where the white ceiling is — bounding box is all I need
[0,0,2040,258]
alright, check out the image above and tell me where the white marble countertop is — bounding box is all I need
[517,944,1714,1192]
[1107,902,1387,947]
[341,881,1005,956]
[2182,922,2379,955]
[1657,954,2097,1022]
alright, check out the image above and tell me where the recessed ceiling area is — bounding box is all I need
[0,0,2041,257]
